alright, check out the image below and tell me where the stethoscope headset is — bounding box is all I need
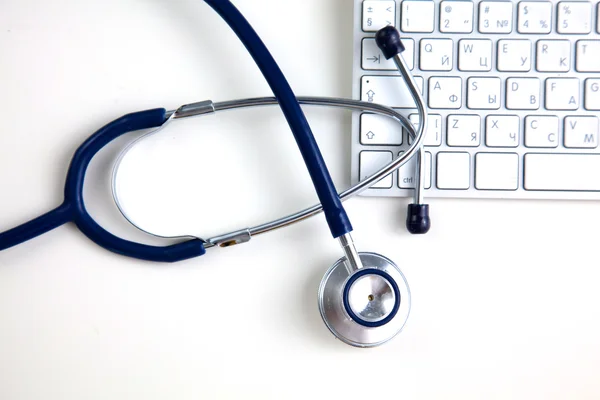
[0,0,429,347]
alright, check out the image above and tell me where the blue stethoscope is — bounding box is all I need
[0,0,428,347]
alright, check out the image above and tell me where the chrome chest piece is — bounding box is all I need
[318,252,410,348]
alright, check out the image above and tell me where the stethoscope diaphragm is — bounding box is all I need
[318,252,410,347]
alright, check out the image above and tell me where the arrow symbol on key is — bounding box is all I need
[367,55,381,63]
[366,131,375,139]
[366,90,375,102]
[386,6,392,12]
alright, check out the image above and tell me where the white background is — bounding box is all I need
[1,0,599,399]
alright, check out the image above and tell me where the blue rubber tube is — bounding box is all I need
[203,0,353,239]
[0,109,207,262]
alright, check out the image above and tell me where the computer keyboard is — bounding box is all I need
[351,0,600,200]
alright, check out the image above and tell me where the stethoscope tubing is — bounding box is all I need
[0,109,208,262]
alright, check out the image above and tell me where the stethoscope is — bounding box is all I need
[0,0,428,348]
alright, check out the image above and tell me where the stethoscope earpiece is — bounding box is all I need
[406,203,431,234]
[318,252,410,348]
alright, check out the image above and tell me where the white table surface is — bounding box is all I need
[1,1,599,399]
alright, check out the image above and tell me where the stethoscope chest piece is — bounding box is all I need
[318,252,410,348]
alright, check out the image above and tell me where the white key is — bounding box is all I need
[497,40,531,72]
[362,1,396,32]
[437,152,471,189]
[398,151,432,189]
[467,77,501,110]
[546,78,580,111]
[486,115,520,148]
[518,2,552,34]
[598,3,600,33]
[406,114,443,146]
[440,1,474,33]
[401,0,435,33]
[536,40,571,72]
[479,1,513,33]
[576,41,600,72]
[447,115,481,147]
[360,113,402,145]
[400,40,415,70]
[475,153,519,190]
[506,78,540,110]
[564,116,599,149]
[361,76,424,108]
[525,116,559,148]
[360,151,393,189]
[524,154,600,191]
[428,77,462,109]
[419,39,453,71]
[558,1,592,34]
[362,38,414,71]
[458,39,492,72]
[586,79,600,111]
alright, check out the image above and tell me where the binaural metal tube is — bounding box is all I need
[392,53,428,207]
[415,148,425,205]
[123,95,426,249]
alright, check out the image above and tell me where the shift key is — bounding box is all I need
[524,153,600,191]
[361,76,423,108]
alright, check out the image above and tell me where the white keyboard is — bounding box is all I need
[351,0,600,200]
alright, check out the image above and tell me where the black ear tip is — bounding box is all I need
[375,26,405,59]
[406,204,430,234]
[375,25,399,39]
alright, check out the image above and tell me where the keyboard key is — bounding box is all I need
[467,77,501,110]
[497,40,531,72]
[458,39,492,72]
[406,114,443,146]
[557,1,592,34]
[400,39,415,70]
[546,78,580,111]
[586,79,600,111]
[440,1,474,33]
[524,154,600,191]
[506,78,540,110]
[362,38,414,71]
[475,153,519,190]
[486,115,520,148]
[518,2,552,34]
[359,151,393,189]
[361,38,395,71]
[360,113,403,145]
[479,1,513,33]
[419,39,453,71]
[576,41,600,72]
[437,152,471,190]
[525,116,559,148]
[447,115,481,147]
[564,116,599,149]
[398,151,432,189]
[361,76,424,108]
[401,0,435,33]
[536,40,571,72]
[362,1,396,32]
[428,77,462,109]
